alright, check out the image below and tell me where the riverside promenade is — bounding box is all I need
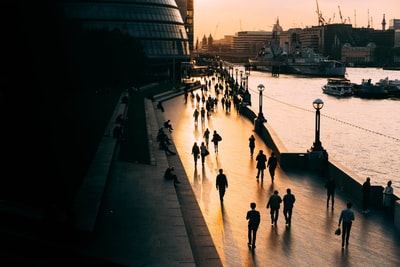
[157,88,400,267]
[1,83,399,266]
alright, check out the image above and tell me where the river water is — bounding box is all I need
[233,66,400,191]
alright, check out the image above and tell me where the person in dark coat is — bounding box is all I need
[191,142,200,166]
[267,152,278,182]
[255,150,267,181]
[248,135,255,157]
[211,130,222,153]
[283,188,296,227]
[362,177,371,213]
[216,169,228,202]
[266,190,282,226]
[246,202,260,249]
[325,176,336,210]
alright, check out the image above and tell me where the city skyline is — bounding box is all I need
[194,0,399,40]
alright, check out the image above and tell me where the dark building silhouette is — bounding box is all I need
[1,0,191,222]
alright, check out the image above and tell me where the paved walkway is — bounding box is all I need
[1,83,400,267]
[158,85,400,267]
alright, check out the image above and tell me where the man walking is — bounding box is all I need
[266,190,282,226]
[267,152,278,182]
[216,169,228,202]
[325,176,336,210]
[283,188,296,227]
[246,202,260,250]
[256,150,267,181]
[338,202,355,248]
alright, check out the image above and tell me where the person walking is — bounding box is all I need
[266,190,282,226]
[200,142,209,166]
[248,135,255,157]
[383,180,394,213]
[338,202,355,248]
[246,202,260,250]
[216,169,228,202]
[283,188,296,227]
[325,176,336,210]
[255,150,267,181]
[267,152,278,182]
[362,177,371,213]
[211,130,222,153]
[203,128,210,147]
[191,142,200,166]
[193,108,200,125]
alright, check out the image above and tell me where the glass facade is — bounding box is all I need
[60,0,190,59]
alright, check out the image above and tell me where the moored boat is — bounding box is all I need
[322,77,353,97]
[353,79,389,99]
[376,77,400,98]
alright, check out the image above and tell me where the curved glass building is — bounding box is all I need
[59,0,191,80]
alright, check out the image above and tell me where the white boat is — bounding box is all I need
[322,77,353,97]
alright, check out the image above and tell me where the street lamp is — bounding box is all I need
[311,98,324,151]
[257,84,266,122]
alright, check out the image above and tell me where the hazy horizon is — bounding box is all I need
[194,0,399,40]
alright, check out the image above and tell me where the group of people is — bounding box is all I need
[246,188,296,249]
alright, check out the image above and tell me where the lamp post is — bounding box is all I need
[311,98,324,151]
[257,84,266,122]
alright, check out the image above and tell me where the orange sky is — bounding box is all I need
[194,0,399,40]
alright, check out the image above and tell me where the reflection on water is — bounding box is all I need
[242,67,400,191]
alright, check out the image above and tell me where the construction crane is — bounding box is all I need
[315,0,328,26]
[338,5,346,24]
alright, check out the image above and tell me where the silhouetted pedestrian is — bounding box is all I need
[267,152,278,182]
[362,177,371,213]
[266,190,282,226]
[383,180,393,213]
[249,135,255,157]
[203,128,210,147]
[216,169,228,202]
[283,188,296,227]
[246,202,260,250]
[191,142,200,166]
[325,176,335,210]
[200,142,209,166]
[211,130,222,153]
[338,202,355,248]
[193,108,199,125]
[256,150,267,181]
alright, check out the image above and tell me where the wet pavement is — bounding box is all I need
[160,83,400,267]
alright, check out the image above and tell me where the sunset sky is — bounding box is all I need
[194,0,399,40]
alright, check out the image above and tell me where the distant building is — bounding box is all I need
[175,0,194,51]
[389,19,400,30]
[341,43,376,65]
